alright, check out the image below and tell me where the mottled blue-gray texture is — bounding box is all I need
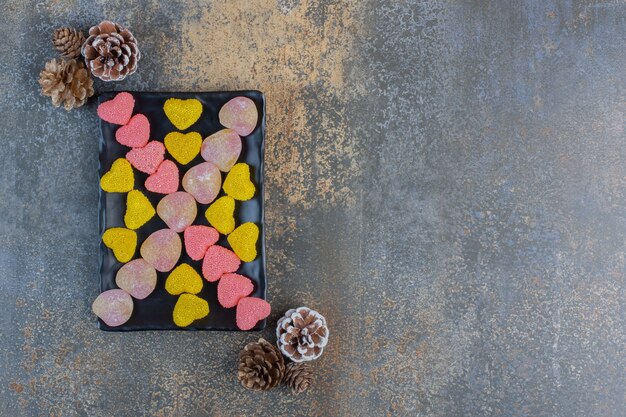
[0,0,624,416]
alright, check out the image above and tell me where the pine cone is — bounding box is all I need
[277,307,329,362]
[38,58,94,110]
[52,27,85,59]
[283,362,314,394]
[82,21,140,81]
[237,338,285,391]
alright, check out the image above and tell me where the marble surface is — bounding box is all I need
[0,1,624,416]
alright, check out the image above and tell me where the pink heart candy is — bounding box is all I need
[156,191,197,233]
[202,245,240,282]
[236,297,271,331]
[115,258,157,300]
[92,289,134,327]
[200,129,242,172]
[145,160,179,194]
[182,162,221,204]
[115,113,150,148]
[218,273,254,308]
[140,229,182,272]
[184,225,219,261]
[97,92,135,125]
[218,97,258,136]
[126,141,165,174]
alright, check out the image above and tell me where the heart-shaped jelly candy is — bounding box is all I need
[184,225,219,261]
[205,196,236,235]
[156,191,197,233]
[223,162,255,201]
[173,293,209,327]
[201,129,241,172]
[164,98,203,130]
[126,141,165,174]
[115,258,157,300]
[124,189,155,230]
[164,131,202,165]
[227,222,259,262]
[218,96,258,136]
[165,263,203,295]
[182,162,221,204]
[115,113,150,148]
[101,158,134,192]
[140,228,181,272]
[92,289,134,327]
[145,160,179,194]
[202,245,240,282]
[236,297,270,331]
[217,273,254,308]
[102,227,137,263]
[97,92,134,125]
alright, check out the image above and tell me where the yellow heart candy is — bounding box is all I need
[173,293,209,327]
[100,158,134,192]
[223,163,255,201]
[124,190,155,229]
[205,196,236,235]
[164,131,202,165]
[102,227,137,263]
[227,222,259,262]
[165,263,203,295]
[163,98,203,130]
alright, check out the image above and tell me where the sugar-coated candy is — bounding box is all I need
[164,131,202,165]
[115,113,150,148]
[140,228,182,272]
[223,162,255,201]
[101,158,134,193]
[205,196,236,235]
[156,191,197,232]
[184,225,219,261]
[97,92,134,125]
[92,289,134,327]
[236,297,270,331]
[126,141,165,174]
[165,263,203,295]
[182,162,221,204]
[202,245,240,282]
[227,222,259,263]
[217,273,254,308]
[145,160,179,194]
[218,96,258,136]
[163,98,203,130]
[124,189,155,230]
[115,258,157,299]
[102,227,137,263]
[200,129,241,172]
[173,293,209,327]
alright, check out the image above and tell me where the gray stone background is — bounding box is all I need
[1,1,624,416]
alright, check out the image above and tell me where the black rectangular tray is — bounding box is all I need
[98,91,266,331]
